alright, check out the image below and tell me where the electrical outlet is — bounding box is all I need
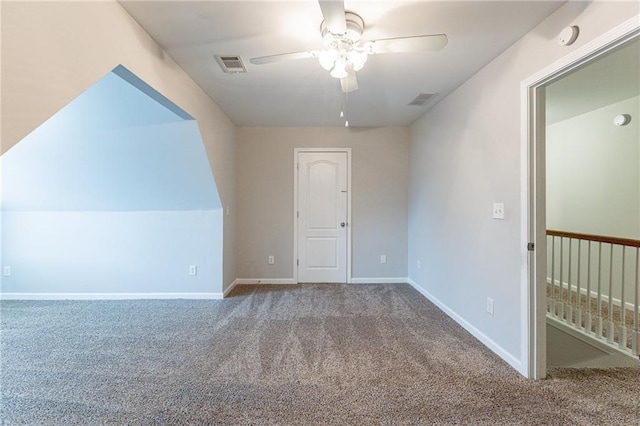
[3,266,11,277]
[417,260,421,270]
[189,265,197,276]
[486,297,494,315]
[492,203,505,220]
[268,255,275,265]
[380,255,387,264]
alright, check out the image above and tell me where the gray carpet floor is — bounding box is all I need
[1,283,639,425]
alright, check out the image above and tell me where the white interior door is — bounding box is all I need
[297,151,348,283]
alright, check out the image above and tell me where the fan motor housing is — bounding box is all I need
[321,12,365,46]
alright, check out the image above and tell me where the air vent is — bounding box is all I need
[408,93,436,106]
[215,55,247,73]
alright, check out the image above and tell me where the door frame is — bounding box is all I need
[521,15,639,379]
[293,148,352,283]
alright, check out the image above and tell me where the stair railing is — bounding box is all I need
[546,230,640,357]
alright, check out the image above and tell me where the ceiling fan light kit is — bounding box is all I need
[317,12,369,79]
[249,0,448,97]
[330,60,349,79]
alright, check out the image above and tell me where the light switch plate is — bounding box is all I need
[486,297,494,315]
[493,203,505,220]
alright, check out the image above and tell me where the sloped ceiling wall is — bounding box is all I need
[3,69,221,212]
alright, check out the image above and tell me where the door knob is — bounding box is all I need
[340,222,346,227]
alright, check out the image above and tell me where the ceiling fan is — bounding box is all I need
[249,0,448,93]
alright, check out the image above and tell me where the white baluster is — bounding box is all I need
[566,238,573,325]
[619,246,627,350]
[596,242,603,339]
[607,244,614,344]
[576,239,582,330]
[550,235,556,317]
[633,247,639,357]
[558,237,564,320]
[585,241,592,334]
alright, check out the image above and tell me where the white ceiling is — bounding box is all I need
[119,0,566,127]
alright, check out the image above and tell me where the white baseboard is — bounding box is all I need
[234,278,297,285]
[234,278,409,285]
[0,292,223,300]
[407,277,523,373]
[350,277,408,284]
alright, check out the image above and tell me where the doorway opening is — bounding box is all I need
[523,17,639,379]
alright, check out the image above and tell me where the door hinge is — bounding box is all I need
[297,211,299,218]
[527,242,535,251]
[297,259,299,266]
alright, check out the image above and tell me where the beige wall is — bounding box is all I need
[408,0,639,371]
[236,127,409,281]
[1,1,237,290]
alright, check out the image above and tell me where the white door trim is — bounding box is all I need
[520,15,640,379]
[293,148,352,283]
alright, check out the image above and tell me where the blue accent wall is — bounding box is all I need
[1,67,224,296]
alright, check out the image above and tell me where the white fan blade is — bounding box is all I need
[369,34,448,54]
[318,0,346,34]
[340,69,358,93]
[250,51,315,65]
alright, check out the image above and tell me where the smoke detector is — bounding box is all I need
[558,26,579,46]
[614,114,631,126]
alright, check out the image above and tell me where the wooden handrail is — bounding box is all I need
[547,229,640,248]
